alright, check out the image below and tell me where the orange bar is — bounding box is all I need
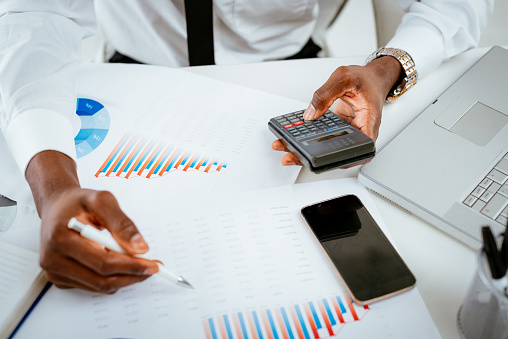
[261,311,274,339]
[195,156,206,170]
[147,145,170,178]
[233,313,244,339]
[303,304,319,339]
[289,307,305,339]
[203,319,213,339]
[247,312,259,339]
[159,148,180,175]
[331,298,345,324]
[173,151,189,169]
[116,137,144,176]
[318,301,334,336]
[276,309,290,339]
[183,154,198,172]
[105,135,136,177]
[139,143,163,177]
[204,161,214,173]
[216,161,224,172]
[347,296,359,321]
[218,316,228,339]
[126,140,154,178]
[95,133,129,177]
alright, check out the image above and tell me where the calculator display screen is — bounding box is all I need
[302,130,351,145]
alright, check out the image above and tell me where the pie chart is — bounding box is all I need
[74,98,110,158]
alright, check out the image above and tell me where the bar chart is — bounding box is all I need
[202,295,369,339]
[95,133,228,178]
[75,98,110,158]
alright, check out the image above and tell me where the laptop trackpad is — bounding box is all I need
[447,102,508,146]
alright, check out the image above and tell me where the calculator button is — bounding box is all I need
[291,132,301,137]
[293,121,304,126]
[284,124,293,129]
[301,130,310,134]
[327,126,339,130]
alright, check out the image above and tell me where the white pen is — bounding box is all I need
[67,217,193,289]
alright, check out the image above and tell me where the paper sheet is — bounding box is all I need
[16,179,441,339]
[72,64,302,203]
[0,242,42,337]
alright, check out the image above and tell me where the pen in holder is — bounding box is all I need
[457,232,508,339]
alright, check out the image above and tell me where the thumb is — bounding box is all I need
[89,191,149,255]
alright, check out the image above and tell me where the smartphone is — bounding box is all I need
[268,110,375,173]
[301,194,416,305]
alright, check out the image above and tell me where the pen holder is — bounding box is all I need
[457,249,508,339]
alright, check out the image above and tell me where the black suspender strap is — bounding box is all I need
[184,0,215,66]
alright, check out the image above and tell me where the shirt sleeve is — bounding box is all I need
[388,0,494,78]
[0,1,96,174]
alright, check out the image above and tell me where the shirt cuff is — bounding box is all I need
[386,22,444,80]
[5,109,77,174]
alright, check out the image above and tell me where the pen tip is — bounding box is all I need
[178,277,194,289]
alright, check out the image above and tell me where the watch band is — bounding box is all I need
[365,47,418,103]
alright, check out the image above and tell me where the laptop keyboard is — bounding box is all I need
[463,151,508,226]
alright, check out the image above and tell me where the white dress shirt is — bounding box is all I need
[0,0,493,175]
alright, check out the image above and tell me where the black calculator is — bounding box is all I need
[268,110,375,173]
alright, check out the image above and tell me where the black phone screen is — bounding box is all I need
[301,195,415,303]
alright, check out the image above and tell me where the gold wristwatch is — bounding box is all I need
[365,47,418,103]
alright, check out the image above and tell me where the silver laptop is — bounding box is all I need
[358,46,508,249]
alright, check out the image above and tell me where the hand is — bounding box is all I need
[26,151,159,293]
[272,56,403,166]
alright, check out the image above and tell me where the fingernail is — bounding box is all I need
[131,233,148,251]
[283,161,297,166]
[272,144,284,151]
[303,105,316,120]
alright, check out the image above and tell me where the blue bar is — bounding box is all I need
[294,305,310,339]
[123,139,147,172]
[153,146,174,175]
[208,318,218,339]
[145,144,164,170]
[280,308,295,339]
[201,158,210,167]
[133,143,155,171]
[181,153,191,166]
[223,314,233,339]
[165,150,182,172]
[252,311,264,339]
[222,163,228,168]
[336,297,347,314]
[190,155,200,169]
[308,302,322,329]
[266,310,279,339]
[101,136,129,173]
[238,313,249,339]
[112,136,138,173]
[213,161,218,165]
[322,299,336,326]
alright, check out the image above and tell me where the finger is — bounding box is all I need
[45,255,152,294]
[272,140,289,152]
[303,66,356,121]
[83,190,149,255]
[60,231,159,276]
[281,153,302,166]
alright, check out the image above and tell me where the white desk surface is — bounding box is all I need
[185,47,501,339]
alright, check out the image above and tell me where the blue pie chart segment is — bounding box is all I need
[75,98,110,158]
